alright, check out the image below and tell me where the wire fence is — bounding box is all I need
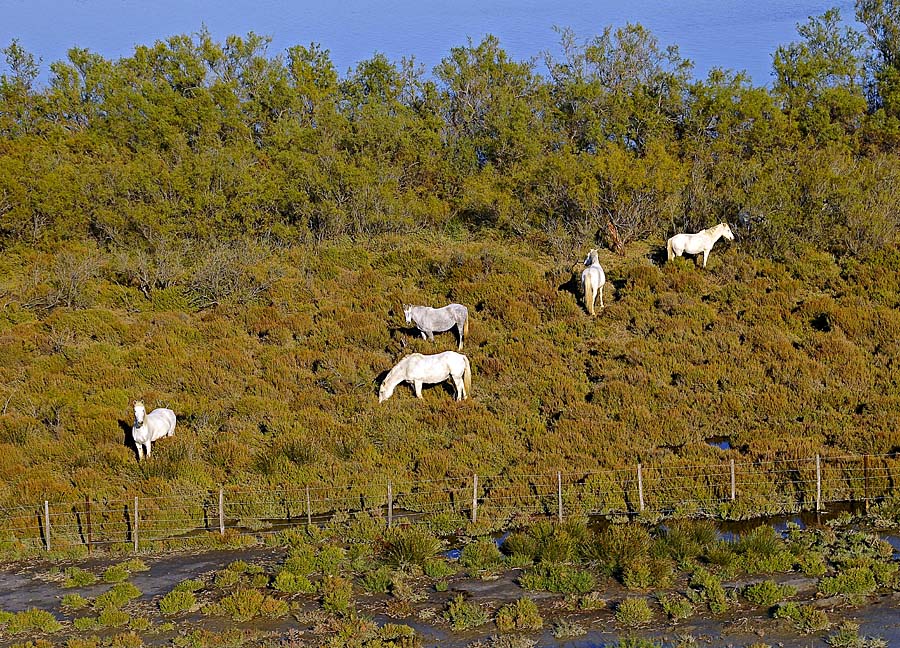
[2,453,898,554]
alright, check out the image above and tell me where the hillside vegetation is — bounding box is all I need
[2,5,900,540]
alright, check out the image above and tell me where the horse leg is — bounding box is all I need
[599,285,604,309]
[427,330,434,342]
[702,250,709,268]
[145,441,152,458]
[456,324,464,351]
[136,444,143,461]
[420,331,427,340]
[414,381,423,398]
[453,375,465,400]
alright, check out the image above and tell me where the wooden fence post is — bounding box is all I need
[387,481,393,528]
[637,464,645,512]
[133,496,139,552]
[864,454,870,513]
[472,474,478,524]
[730,459,736,502]
[306,486,311,526]
[218,488,225,535]
[815,454,822,512]
[43,500,50,551]
[557,471,563,522]
[85,496,93,555]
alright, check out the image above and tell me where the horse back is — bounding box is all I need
[148,408,176,437]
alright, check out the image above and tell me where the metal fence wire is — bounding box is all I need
[2,453,897,553]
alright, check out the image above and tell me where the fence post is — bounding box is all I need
[637,464,645,512]
[815,454,822,512]
[43,500,50,551]
[730,459,736,501]
[864,454,870,513]
[306,486,311,526]
[387,481,393,528]
[85,496,93,555]
[218,488,225,535]
[472,474,478,524]
[133,496,139,553]
[557,471,563,522]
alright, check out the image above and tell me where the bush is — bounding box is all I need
[658,592,693,621]
[423,558,457,579]
[687,568,728,614]
[63,567,97,588]
[272,569,316,594]
[361,566,394,594]
[460,538,504,573]
[97,607,130,628]
[495,597,543,632]
[519,562,595,594]
[826,621,888,648]
[552,619,587,638]
[774,602,830,634]
[615,597,654,627]
[4,608,62,634]
[383,527,442,569]
[61,593,90,610]
[743,580,797,607]
[173,578,204,593]
[93,583,142,610]
[819,567,877,601]
[320,576,354,616]
[101,565,130,583]
[443,595,488,631]
[158,590,196,615]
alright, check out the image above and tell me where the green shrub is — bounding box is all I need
[159,590,196,615]
[826,621,888,648]
[585,524,651,576]
[384,527,442,569]
[101,565,130,584]
[658,592,693,621]
[173,578,204,593]
[460,539,504,573]
[435,581,448,592]
[117,559,149,573]
[73,616,99,631]
[320,576,354,616]
[519,562,595,594]
[97,607,130,628]
[204,588,286,622]
[552,619,587,638]
[129,616,151,632]
[687,568,728,614]
[66,635,101,647]
[93,582,142,610]
[743,580,797,607]
[63,567,97,588]
[423,558,457,579]
[315,545,347,576]
[819,567,877,601]
[443,594,487,631]
[615,597,654,627]
[798,551,828,577]
[361,566,394,593]
[495,597,543,632]
[273,569,316,594]
[774,602,830,633]
[4,608,62,634]
[377,623,421,646]
[61,593,90,610]
[579,591,606,610]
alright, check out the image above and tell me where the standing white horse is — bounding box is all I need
[403,303,469,350]
[132,400,176,460]
[581,249,606,316]
[666,222,734,268]
[379,351,472,402]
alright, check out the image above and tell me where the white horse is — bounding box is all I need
[581,249,606,316]
[403,303,469,350]
[666,222,734,268]
[379,351,472,403]
[132,400,176,460]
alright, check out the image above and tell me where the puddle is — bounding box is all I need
[705,435,732,450]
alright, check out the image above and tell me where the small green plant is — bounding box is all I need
[687,568,728,614]
[435,581,448,592]
[101,565,130,583]
[63,567,97,588]
[658,592,694,621]
[173,578,204,593]
[774,602,830,634]
[743,580,797,607]
[61,593,90,610]
[443,594,488,630]
[129,616,151,632]
[552,619,587,638]
[819,567,877,603]
[93,582,142,610]
[320,576,354,616]
[159,590,196,615]
[461,538,504,573]
[361,566,394,593]
[272,569,316,594]
[384,526,442,569]
[579,591,606,610]
[4,608,63,634]
[826,621,888,648]
[615,597,654,627]
[204,588,285,622]
[798,551,828,577]
[423,558,457,579]
[519,562,596,594]
[73,616,100,631]
[117,559,149,573]
[97,607,130,628]
[495,597,543,632]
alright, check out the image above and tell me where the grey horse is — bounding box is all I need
[403,303,469,350]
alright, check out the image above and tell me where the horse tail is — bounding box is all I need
[583,273,594,316]
[666,237,674,262]
[463,356,472,399]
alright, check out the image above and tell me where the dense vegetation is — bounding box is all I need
[3,3,900,545]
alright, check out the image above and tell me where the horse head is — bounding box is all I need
[584,249,599,266]
[133,400,146,426]
[402,304,413,324]
[378,381,393,403]
[720,223,735,241]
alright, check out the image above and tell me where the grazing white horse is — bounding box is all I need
[132,400,176,460]
[666,222,734,268]
[379,351,472,403]
[403,303,469,350]
[581,249,606,316]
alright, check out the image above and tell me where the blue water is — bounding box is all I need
[2,0,859,86]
